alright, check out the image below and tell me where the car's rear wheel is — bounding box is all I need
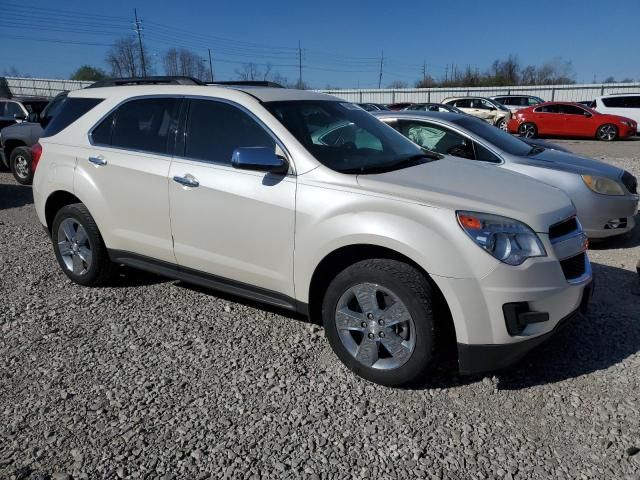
[52,203,115,286]
[10,146,33,185]
[496,118,508,131]
[597,124,618,141]
[322,259,436,387]
[519,122,537,138]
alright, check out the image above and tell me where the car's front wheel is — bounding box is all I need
[596,124,618,141]
[52,203,115,286]
[496,118,508,131]
[10,146,33,185]
[322,259,436,387]
[519,122,537,138]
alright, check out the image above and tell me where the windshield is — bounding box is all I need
[264,100,426,173]
[453,116,532,156]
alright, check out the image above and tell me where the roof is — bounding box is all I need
[600,92,640,98]
[69,84,338,103]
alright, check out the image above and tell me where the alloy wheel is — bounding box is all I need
[57,218,93,275]
[520,123,536,138]
[598,125,617,141]
[498,119,508,131]
[14,155,29,179]
[335,282,416,370]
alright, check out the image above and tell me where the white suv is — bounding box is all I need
[593,94,640,133]
[32,81,593,386]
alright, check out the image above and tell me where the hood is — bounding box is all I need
[520,148,623,179]
[356,157,574,233]
[0,121,41,137]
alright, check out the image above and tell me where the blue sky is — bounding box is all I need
[1,0,639,87]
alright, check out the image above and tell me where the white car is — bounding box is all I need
[593,94,640,133]
[490,95,545,112]
[32,80,592,387]
[442,96,512,130]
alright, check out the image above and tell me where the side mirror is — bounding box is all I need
[27,112,39,123]
[231,147,288,174]
[14,113,27,121]
[584,112,592,118]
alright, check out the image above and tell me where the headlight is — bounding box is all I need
[621,120,632,127]
[456,211,546,266]
[581,175,625,196]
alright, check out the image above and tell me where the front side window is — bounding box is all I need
[184,100,275,164]
[562,105,587,116]
[265,100,424,173]
[22,101,48,114]
[395,120,473,157]
[104,98,181,154]
[527,96,543,106]
[452,99,471,108]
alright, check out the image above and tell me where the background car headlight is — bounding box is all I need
[581,175,625,196]
[456,211,546,266]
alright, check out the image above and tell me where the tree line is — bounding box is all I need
[60,37,636,89]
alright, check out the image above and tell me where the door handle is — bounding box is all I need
[173,175,199,188]
[88,156,107,166]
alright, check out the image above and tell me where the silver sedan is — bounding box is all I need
[373,111,638,239]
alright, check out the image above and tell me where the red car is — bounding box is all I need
[507,101,637,141]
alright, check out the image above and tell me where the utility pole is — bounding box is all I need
[298,40,303,88]
[134,8,147,77]
[208,48,214,82]
[444,65,448,82]
[378,50,384,88]
[422,59,426,85]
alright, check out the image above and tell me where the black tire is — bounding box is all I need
[10,146,33,185]
[519,122,537,139]
[51,203,115,286]
[322,259,437,387]
[596,124,618,141]
[496,118,507,131]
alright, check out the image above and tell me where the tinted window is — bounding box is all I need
[474,143,500,162]
[42,98,104,137]
[185,100,275,164]
[0,102,6,116]
[452,99,471,108]
[5,102,23,117]
[91,112,115,145]
[602,96,640,108]
[22,101,48,114]
[562,105,587,115]
[109,98,180,154]
[535,105,560,113]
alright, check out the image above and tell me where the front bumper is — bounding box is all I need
[578,194,638,239]
[457,281,592,375]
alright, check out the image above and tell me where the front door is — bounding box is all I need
[168,98,296,298]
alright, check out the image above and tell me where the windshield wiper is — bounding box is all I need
[341,153,438,175]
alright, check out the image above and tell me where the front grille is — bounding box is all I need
[549,217,579,240]
[560,252,586,280]
[621,171,637,194]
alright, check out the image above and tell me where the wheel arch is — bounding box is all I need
[44,190,83,234]
[3,139,27,160]
[307,243,457,349]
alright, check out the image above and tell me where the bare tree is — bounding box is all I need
[387,80,408,89]
[235,63,262,81]
[106,37,152,78]
[163,48,208,80]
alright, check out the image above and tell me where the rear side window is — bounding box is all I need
[184,99,275,165]
[42,98,104,137]
[107,98,181,154]
[602,96,640,108]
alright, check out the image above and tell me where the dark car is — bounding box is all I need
[386,102,413,111]
[0,97,49,130]
[405,103,465,114]
[357,103,389,112]
[0,92,67,184]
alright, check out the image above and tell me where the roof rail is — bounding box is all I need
[207,81,286,88]
[86,76,204,88]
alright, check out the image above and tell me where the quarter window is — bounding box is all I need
[184,99,275,164]
[42,98,104,138]
[107,98,181,154]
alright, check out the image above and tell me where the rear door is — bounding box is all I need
[531,105,563,135]
[79,96,181,263]
[168,98,296,298]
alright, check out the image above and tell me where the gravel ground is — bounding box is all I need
[0,140,639,480]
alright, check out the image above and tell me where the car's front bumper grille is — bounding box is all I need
[549,217,579,241]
